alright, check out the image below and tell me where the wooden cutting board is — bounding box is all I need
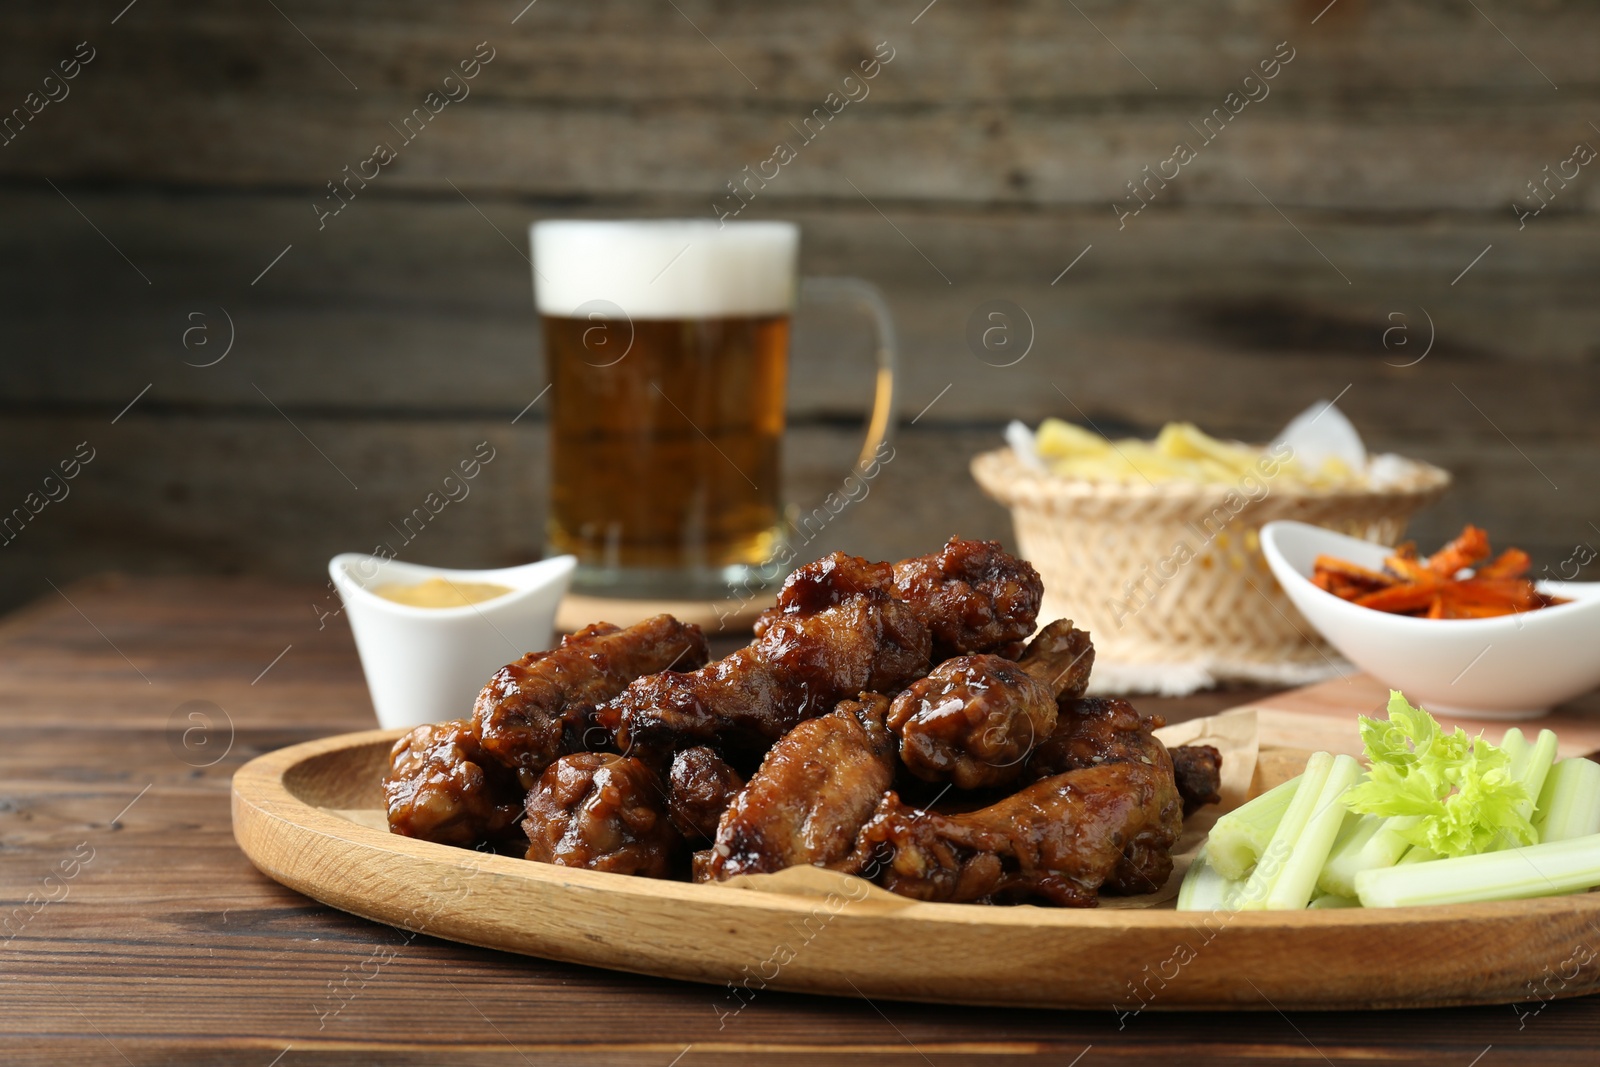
[1235,671,1600,761]
[232,677,1600,1012]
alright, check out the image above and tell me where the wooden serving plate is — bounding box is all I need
[232,686,1600,1012]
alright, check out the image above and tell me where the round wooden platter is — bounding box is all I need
[232,728,1600,1013]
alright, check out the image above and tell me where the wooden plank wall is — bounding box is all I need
[1,0,1597,614]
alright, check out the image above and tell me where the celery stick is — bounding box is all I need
[1516,729,1560,817]
[1264,754,1363,911]
[1492,728,1558,851]
[1236,753,1332,910]
[1207,775,1301,881]
[1177,847,1241,911]
[1500,728,1528,773]
[1327,805,1367,851]
[1356,833,1600,907]
[1534,758,1600,843]
[1308,892,1358,909]
[1398,845,1438,864]
[1317,812,1379,893]
[1318,814,1424,899]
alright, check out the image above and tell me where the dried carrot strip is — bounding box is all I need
[1313,555,1397,588]
[1449,578,1541,612]
[1329,578,1373,600]
[1476,548,1531,580]
[1386,556,1438,583]
[1311,525,1558,619]
[1355,583,1440,613]
[1427,524,1491,577]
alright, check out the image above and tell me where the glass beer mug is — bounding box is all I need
[531,219,897,598]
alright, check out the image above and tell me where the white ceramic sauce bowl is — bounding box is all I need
[329,553,576,730]
[1260,521,1600,720]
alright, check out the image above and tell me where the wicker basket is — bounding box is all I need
[971,448,1451,684]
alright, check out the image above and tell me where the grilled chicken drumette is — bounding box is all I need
[886,620,1093,790]
[523,752,681,878]
[383,719,523,848]
[474,615,708,787]
[853,759,1183,906]
[697,694,896,881]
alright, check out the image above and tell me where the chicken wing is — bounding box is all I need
[853,760,1182,906]
[667,746,744,844]
[604,595,929,765]
[755,537,1044,660]
[522,752,681,878]
[1016,694,1212,890]
[474,615,709,788]
[753,551,894,620]
[1024,695,1169,781]
[891,537,1046,658]
[383,719,523,848]
[698,694,896,880]
[887,655,1057,790]
[1171,743,1223,816]
[1016,619,1095,704]
[885,621,1092,790]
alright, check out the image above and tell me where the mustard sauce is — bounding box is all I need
[371,577,512,608]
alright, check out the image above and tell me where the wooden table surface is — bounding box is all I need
[4,575,1599,1066]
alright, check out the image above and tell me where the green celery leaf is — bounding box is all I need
[1343,764,1443,818]
[1344,691,1531,858]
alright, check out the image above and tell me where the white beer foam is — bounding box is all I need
[531,220,798,320]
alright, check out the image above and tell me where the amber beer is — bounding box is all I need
[533,220,799,591]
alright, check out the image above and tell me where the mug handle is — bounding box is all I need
[798,276,899,470]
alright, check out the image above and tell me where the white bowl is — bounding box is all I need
[329,553,576,730]
[1260,521,1600,720]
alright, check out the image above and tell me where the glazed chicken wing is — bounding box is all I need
[891,537,1046,658]
[1171,743,1223,816]
[667,746,744,844]
[698,694,896,881]
[1014,693,1221,888]
[754,551,894,619]
[755,537,1044,660]
[474,615,708,788]
[885,621,1092,790]
[1024,695,1169,781]
[1016,619,1095,703]
[522,752,681,878]
[1019,691,1198,895]
[383,719,523,848]
[887,655,1057,790]
[854,760,1182,906]
[605,596,929,765]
